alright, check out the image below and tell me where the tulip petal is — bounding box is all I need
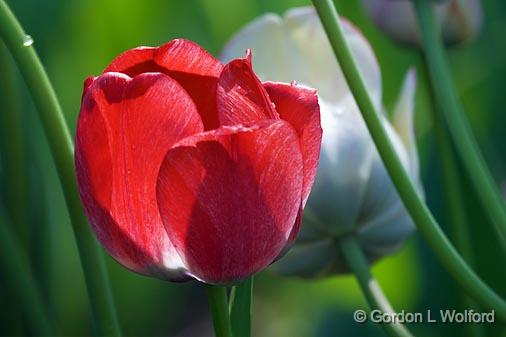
[357,199,414,256]
[305,96,375,234]
[362,0,472,46]
[355,116,416,256]
[361,0,422,46]
[216,51,278,126]
[75,72,203,280]
[104,39,224,129]
[156,121,303,284]
[221,13,287,81]
[392,68,419,181]
[263,81,322,206]
[271,239,339,278]
[221,6,382,110]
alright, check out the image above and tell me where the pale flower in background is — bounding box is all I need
[362,0,483,46]
[221,6,423,277]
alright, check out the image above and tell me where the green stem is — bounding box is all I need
[338,235,413,337]
[413,0,506,249]
[229,277,253,337]
[30,168,54,318]
[0,42,30,247]
[206,285,233,337]
[423,59,475,269]
[1,41,55,321]
[0,2,121,336]
[0,210,53,335]
[425,58,485,337]
[311,0,506,320]
[435,107,487,337]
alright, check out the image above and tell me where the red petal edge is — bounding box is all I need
[156,120,303,284]
[216,50,278,126]
[75,72,203,280]
[104,39,224,130]
[263,81,322,206]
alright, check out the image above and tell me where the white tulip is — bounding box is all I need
[221,6,422,277]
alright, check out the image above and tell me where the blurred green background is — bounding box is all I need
[1,0,505,336]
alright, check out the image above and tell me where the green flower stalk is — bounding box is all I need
[311,0,506,320]
[0,210,53,335]
[339,235,413,337]
[429,73,485,337]
[206,285,233,337]
[0,43,30,247]
[230,278,253,337]
[413,0,506,251]
[0,1,121,335]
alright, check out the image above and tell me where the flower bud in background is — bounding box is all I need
[222,7,423,277]
[362,0,483,46]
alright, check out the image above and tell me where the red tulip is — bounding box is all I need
[75,39,322,284]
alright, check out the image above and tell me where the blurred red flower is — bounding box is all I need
[75,39,322,284]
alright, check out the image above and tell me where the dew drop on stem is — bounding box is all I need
[22,35,33,47]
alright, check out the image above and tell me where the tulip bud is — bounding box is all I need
[443,0,483,43]
[361,0,483,46]
[222,6,423,277]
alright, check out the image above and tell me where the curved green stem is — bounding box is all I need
[0,210,53,335]
[0,2,121,336]
[338,235,413,337]
[1,41,55,320]
[427,60,486,337]
[413,0,506,249]
[0,42,30,246]
[229,277,253,337]
[311,0,506,321]
[421,49,477,269]
[437,134,475,262]
[206,285,233,337]
[426,60,487,337]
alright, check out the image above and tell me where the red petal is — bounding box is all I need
[275,208,303,261]
[263,81,322,206]
[156,121,303,284]
[75,72,203,280]
[104,39,224,130]
[288,208,303,246]
[216,51,278,126]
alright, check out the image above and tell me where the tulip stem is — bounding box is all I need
[0,1,121,336]
[206,285,234,337]
[229,277,253,337]
[0,43,30,247]
[311,0,506,321]
[338,235,414,337]
[424,55,486,337]
[413,0,506,250]
[0,210,54,335]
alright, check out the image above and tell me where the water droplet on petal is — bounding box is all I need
[290,80,298,86]
[127,170,132,175]
[22,35,34,47]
